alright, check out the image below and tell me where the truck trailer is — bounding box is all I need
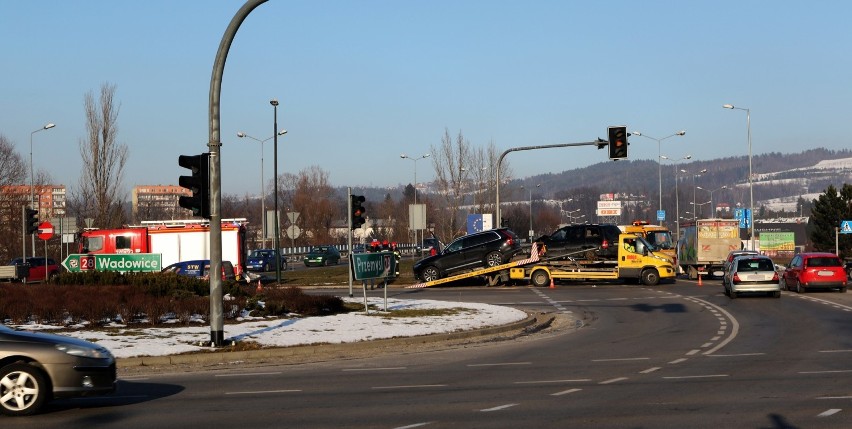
[677,218,741,279]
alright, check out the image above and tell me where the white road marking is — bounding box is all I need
[394,422,434,429]
[372,384,447,390]
[818,349,852,353]
[707,353,765,357]
[640,367,662,374]
[591,357,649,362]
[551,388,582,396]
[514,379,591,384]
[480,403,518,412]
[668,358,688,364]
[215,372,282,377]
[663,374,728,380]
[225,389,302,395]
[467,362,532,367]
[817,409,841,417]
[798,370,852,374]
[599,377,628,384]
[342,367,406,371]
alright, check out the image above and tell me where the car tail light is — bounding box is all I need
[505,237,514,246]
[602,239,609,250]
[732,273,741,284]
[771,272,779,282]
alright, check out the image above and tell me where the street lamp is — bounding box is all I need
[30,122,55,257]
[697,185,727,218]
[400,153,430,253]
[661,154,692,242]
[691,169,708,220]
[632,130,686,219]
[237,130,287,249]
[690,201,712,219]
[564,208,581,223]
[521,184,540,239]
[270,99,286,283]
[723,103,755,249]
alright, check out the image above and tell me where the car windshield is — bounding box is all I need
[250,250,272,257]
[636,236,657,252]
[646,231,673,250]
[313,246,329,253]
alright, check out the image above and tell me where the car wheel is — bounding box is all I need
[263,263,270,272]
[840,286,847,293]
[484,252,503,268]
[729,289,737,299]
[421,266,440,282]
[779,278,787,291]
[530,269,550,288]
[641,269,660,286]
[772,291,781,298]
[796,280,805,294]
[0,363,49,416]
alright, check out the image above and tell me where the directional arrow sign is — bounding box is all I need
[62,253,162,273]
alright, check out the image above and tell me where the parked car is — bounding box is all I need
[781,252,847,293]
[846,260,852,280]
[304,246,341,267]
[245,249,287,272]
[161,260,237,282]
[9,257,60,283]
[0,324,116,416]
[723,255,781,299]
[413,228,522,282]
[535,224,622,260]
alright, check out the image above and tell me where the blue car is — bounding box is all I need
[246,249,288,272]
[162,260,236,281]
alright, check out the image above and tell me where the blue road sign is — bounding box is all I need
[841,220,852,234]
[657,210,665,221]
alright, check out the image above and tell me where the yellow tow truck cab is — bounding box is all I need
[509,233,676,286]
[619,220,676,263]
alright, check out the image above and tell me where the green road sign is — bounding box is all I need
[350,251,396,281]
[62,253,162,273]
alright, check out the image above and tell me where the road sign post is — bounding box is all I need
[350,251,397,312]
[62,253,162,273]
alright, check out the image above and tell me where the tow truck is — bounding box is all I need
[407,234,675,288]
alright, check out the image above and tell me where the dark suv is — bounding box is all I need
[535,224,621,260]
[413,228,522,282]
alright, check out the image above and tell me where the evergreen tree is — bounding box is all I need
[807,184,852,257]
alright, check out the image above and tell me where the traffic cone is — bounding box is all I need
[697,273,703,287]
[256,279,263,293]
[549,277,555,289]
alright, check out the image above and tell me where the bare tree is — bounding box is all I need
[75,83,129,228]
[278,166,337,246]
[0,135,27,188]
[430,129,472,241]
[0,135,29,260]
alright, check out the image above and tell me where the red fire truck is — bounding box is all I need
[79,219,248,277]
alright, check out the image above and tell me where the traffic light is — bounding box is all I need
[178,153,211,219]
[350,195,366,230]
[25,208,39,235]
[608,126,628,160]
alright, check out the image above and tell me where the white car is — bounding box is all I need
[723,255,781,299]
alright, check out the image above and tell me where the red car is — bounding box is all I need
[10,257,60,283]
[781,252,847,293]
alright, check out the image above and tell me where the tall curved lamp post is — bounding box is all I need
[632,130,686,219]
[691,169,708,220]
[723,104,755,249]
[30,123,55,257]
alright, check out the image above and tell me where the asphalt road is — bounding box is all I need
[13,278,852,428]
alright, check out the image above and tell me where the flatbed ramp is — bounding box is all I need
[406,244,540,289]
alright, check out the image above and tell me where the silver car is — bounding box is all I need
[723,255,781,299]
[0,325,116,416]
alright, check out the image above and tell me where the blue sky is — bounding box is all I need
[2,1,851,197]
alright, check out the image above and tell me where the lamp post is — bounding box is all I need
[696,185,727,218]
[400,153,430,253]
[661,154,692,241]
[270,99,286,283]
[632,130,686,219]
[691,169,708,221]
[237,130,286,249]
[30,123,55,257]
[521,184,541,239]
[723,103,755,250]
[564,208,580,224]
[691,201,712,218]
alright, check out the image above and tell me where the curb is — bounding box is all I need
[117,312,553,369]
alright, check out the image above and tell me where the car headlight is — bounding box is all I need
[55,343,112,359]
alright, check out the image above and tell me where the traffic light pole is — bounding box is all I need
[494,139,607,224]
[347,187,353,298]
[205,0,267,347]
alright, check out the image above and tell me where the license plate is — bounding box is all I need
[818,270,834,277]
